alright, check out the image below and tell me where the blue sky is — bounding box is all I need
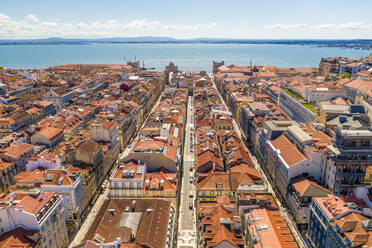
[1,0,372,39]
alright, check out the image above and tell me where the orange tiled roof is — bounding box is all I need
[334,213,372,247]
[38,127,63,139]
[344,79,372,92]
[37,100,54,107]
[0,227,38,248]
[145,171,177,192]
[0,159,14,171]
[198,171,230,190]
[229,162,261,180]
[15,191,56,215]
[270,135,307,167]
[112,160,145,179]
[291,176,329,196]
[102,121,117,130]
[42,170,76,186]
[301,124,332,148]
[13,169,45,184]
[314,195,356,219]
[164,138,178,161]
[199,204,244,248]
[134,139,165,151]
[2,142,34,159]
[196,150,223,170]
[25,107,42,115]
[248,208,297,248]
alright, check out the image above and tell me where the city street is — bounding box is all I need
[177,96,197,248]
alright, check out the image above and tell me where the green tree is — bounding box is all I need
[340,72,351,79]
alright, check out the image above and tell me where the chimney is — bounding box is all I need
[132,200,136,212]
[213,163,216,171]
[109,209,116,216]
[9,192,16,203]
[65,142,70,152]
[147,209,153,215]
[40,191,45,200]
[233,216,242,233]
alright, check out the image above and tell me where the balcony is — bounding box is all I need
[337,145,372,151]
[331,158,372,165]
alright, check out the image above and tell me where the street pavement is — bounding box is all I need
[177,96,197,248]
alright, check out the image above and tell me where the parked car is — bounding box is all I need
[189,203,193,209]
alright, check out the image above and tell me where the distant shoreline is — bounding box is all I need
[0,38,371,50]
[1,42,369,71]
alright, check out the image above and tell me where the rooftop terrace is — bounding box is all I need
[282,89,318,114]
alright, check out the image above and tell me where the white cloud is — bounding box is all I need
[108,19,118,25]
[25,14,40,22]
[163,24,201,31]
[91,20,104,29]
[205,22,217,29]
[0,13,10,21]
[122,19,160,29]
[311,24,337,29]
[163,22,216,32]
[76,19,159,31]
[268,23,372,30]
[338,22,368,29]
[41,21,59,28]
[77,22,89,29]
[269,24,307,29]
[0,12,221,38]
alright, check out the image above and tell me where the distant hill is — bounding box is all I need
[0,37,371,50]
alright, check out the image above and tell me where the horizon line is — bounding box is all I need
[1,36,372,41]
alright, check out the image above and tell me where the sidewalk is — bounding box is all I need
[70,188,108,247]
